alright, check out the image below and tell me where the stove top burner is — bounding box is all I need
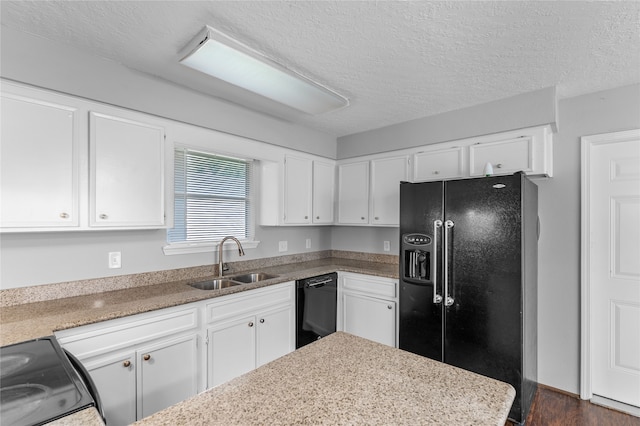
[0,337,95,426]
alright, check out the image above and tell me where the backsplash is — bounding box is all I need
[0,251,398,307]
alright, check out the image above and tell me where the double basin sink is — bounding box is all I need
[188,272,279,290]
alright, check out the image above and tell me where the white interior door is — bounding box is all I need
[583,129,640,410]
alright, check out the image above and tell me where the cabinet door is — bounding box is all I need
[337,161,369,224]
[137,334,199,419]
[90,111,165,227]
[208,315,256,387]
[312,160,335,224]
[370,156,408,226]
[283,155,312,224]
[469,136,534,176]
[413,148,464,181]
[256,305,294,367]
[84,351,137,426]
[0,93,79,228]
[343,292,396,347]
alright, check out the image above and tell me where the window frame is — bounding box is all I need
[163,146,259,256]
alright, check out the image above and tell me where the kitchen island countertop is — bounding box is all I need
[134,332,516,425]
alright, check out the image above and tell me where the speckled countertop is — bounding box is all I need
[0,254,397,346]
[135,332,516,426]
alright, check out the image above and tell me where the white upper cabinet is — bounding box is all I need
[90,112,166,227]
[312,160,335,224]
[283,155,313,225]
[261,155,335,226]
[0,80,170,232]
[413,147,465,182]
[412,126,552,181]
[0,90,80,229]
[337,161,370,225]
[370,156,409,226]
[468,130,551,177]
[337,156,408,226]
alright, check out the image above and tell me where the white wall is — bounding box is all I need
[0,25,337,288]
[0,26,337,159]
[337,86,558,159]
[332,83,640,395]
[535,84,640,393]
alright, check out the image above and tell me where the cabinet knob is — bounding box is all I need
[99,213,108,220]
[304,216,308,219]
[143,354,151,361]
[496,163,503,168]
[433,170,440,175]
[361,217,365,220]
[374,217,379,220]
[259,318,265,323]
[59,212,69,219]
[387,305,392,310]
[123,360,131,368]
[316,216,320,220]
[248,322,254,327]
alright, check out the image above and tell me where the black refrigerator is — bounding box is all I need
[399,172,538,424]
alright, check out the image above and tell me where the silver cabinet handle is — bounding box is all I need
[304,216,308,219]
[59,212,69,219]
[259,318,265,323]
[387,305,392,310]
[361,217,365,220]
[433,170,440,175]
[99,214,108,220]
[444,220,455,307]
[433,220,443,304]
[248,322,254,327]
[316,216,320,219]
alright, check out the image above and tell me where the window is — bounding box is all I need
[167,147,254,247]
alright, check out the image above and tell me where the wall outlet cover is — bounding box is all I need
[278,241,288,252]
[383,241,390,252]
[109,251,122,269]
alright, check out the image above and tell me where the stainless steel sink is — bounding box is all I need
[188,279,241,290]
[229,272,279,283]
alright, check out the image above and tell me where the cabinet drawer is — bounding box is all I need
[206,283,293,323]
[341,273,397,299]
[57,307,198,359]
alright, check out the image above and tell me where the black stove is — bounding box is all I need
[0,336,99,426]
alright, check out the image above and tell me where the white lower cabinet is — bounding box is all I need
[206,282,295,388]
[338,272,398,348]
[84,350,137,426]
[56,306,200,425]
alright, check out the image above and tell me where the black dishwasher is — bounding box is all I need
[296,273,337,349]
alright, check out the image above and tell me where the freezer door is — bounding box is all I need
[442,174,524,409]
[398,181,444,360]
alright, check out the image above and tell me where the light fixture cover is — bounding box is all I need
[179,26,349,115]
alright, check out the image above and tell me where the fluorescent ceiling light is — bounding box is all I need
[179,26,349,115]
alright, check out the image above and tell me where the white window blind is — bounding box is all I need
[168,148,253,243]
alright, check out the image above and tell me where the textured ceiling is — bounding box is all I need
[1,1,639,137]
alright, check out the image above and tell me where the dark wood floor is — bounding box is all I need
[506,385,640,426]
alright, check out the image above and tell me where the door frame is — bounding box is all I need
[580,128,640,400]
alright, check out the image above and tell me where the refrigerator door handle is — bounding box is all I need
[444,219,455,307]
[433,220,443,304]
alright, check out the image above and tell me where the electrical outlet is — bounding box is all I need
[383,241,390,252]
[305,238,311,249]
[109,252,121,269]
[278,241,288,252]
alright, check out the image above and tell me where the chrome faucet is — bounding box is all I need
[218,236,245,277]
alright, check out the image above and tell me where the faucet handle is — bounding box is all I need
[222,263,230,272]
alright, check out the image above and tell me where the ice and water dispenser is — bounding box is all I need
[401,233,432,282]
